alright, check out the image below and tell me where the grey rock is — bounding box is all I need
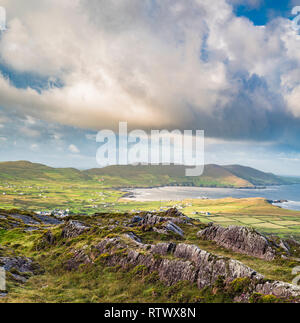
[131,216,143,224]
[198,225,276,260]
[11,214,40,225]
[62,220,90,238]
[151,243,177,255]
[0,257,36,273]
[279,240,290,254]
[123,232,142,244]
[164,208,185,217]
[164,221,184,237]
[138,213,190,227]
[95,238,262,290]
[0,256,42,285]
[255,281,300,298]
[65,249,92,271]
[35,215,62,225]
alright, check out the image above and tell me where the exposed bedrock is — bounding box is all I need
[61,220,90,239]
[197,224,279,260]
[66,236,300,300]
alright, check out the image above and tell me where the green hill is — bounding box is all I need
[0,161,297,188]
[223,165,292,186]
[84,164,252,188]
[0,161,89,182]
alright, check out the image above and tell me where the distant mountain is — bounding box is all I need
[0,161,298,188]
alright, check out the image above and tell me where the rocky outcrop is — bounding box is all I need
[94,238,262,289]
[123,232,142,244]
[164,208,185,218]
[66,235,300,300]
[0,256,42,283]
[138,213,190,226]
[197,224,277,260]
[64,249,92,271]
[153,221,184,237]
[62,220,90,239]
[0,211,62,231]
[255,281,300,299]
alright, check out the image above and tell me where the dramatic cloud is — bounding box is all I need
[0,0,299,144]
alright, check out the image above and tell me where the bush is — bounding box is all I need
[249,293,280,303]
[228,277,251,296]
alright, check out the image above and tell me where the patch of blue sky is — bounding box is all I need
[233,0,296,26]
[0,62,63,93]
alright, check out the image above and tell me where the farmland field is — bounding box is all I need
[1,178,300,239]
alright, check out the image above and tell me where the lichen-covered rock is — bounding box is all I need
[0,256,42,284]
[67,235,300,300]
[65,248,93,271]
[197,225,277,260]
[162,221,184,237]
[62,220,90,239]
[164,208,185,217]
[0,257,38,273]
[133,213,190,228]
[150,243,177,255]
[255,281,300,299]
[123,232,142,244]
[95,238,262,289]
[36,230,56,250]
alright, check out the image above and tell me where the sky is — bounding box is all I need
[0,0,300,174]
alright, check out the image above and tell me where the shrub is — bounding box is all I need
[228,277,251,296]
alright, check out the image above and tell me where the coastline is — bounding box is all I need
[118,185,300,211]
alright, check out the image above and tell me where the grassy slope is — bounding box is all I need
[0,211,299,303]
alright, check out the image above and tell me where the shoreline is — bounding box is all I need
[119,186,300,212]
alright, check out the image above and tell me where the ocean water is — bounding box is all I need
[127,184,300,211]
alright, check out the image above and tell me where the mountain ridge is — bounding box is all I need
[0,160,298,188]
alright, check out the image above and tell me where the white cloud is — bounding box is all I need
[0,0,299,139]
[68,144,80,154]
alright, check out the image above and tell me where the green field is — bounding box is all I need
[1,176,300,239]
[1,161,300,239]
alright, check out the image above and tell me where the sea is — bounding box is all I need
[125,184,300,211]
